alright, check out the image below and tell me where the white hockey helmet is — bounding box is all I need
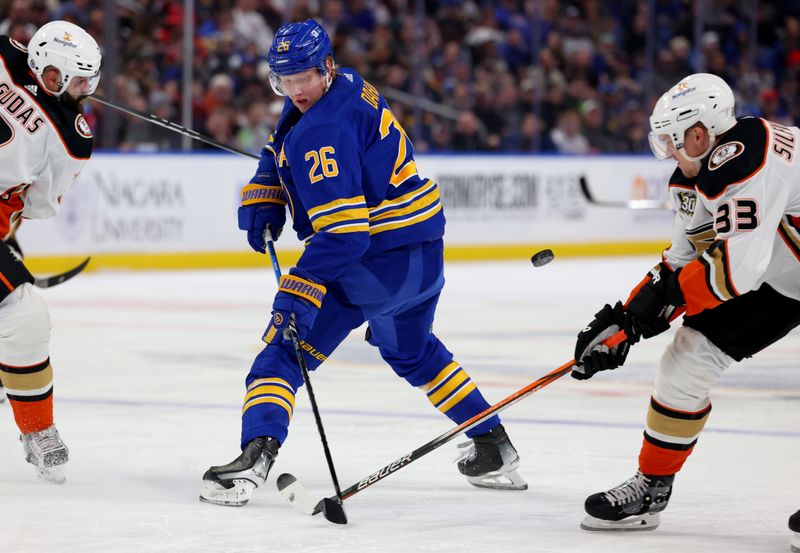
[648,73,736,161]
[27,20,101,97]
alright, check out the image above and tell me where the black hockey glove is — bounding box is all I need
[624,263,684,341]
[572,301,632,380]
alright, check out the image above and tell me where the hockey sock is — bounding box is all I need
[639,396,711,475]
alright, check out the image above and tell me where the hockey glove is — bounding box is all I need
[573,301,631,380]
[238,183,287,253]
[263,269,326,346]
[624,262,684,341]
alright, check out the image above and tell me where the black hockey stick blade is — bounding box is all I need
[320,497,347,525]
[33,256,91,288]
[579,176,670,210]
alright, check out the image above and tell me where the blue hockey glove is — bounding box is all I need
[239,183,287,253]
[263,269,326,345]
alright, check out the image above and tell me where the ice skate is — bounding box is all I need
[581,470,674,531]
[790,510,800,552]
[200,437,279,506]
[20,424,69,484]
[455,424,527,490]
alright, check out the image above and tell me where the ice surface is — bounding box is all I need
[1,257,797,552]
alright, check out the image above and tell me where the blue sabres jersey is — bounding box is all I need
[251,69,445,284]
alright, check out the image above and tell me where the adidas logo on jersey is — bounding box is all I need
[24,84,38,96]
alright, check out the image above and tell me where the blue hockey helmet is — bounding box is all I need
[267,19,333,95]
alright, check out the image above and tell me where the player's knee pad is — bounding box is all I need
[654,326,733,411]
[0,284,50,365]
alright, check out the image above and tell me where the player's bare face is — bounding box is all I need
[281,69,327,113]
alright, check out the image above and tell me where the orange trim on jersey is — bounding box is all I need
[0,185,25,238]
[9,394,53,434]
[668,182,695,190]
[0,269,15,291]
[695,118,770,201]
[0,56,90,161]
[678,257,723,316]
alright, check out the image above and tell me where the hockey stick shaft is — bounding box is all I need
[264,234,347,522]
[33,256,92,288]
[314,329,630,508]
[579,176,670,210]
[90,94,260,160]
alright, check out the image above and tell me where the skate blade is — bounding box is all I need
[580,512,660,532]
[467,468,528,491]
[199,479,255,507]
[791,531,800,553]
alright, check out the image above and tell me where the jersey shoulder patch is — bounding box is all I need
[696,117,767,199]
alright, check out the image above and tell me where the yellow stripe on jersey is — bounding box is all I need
[311,207,370,233]
[369,185,440,222]
[370,203,442,235]
[307,195,367,220]
[370,179,436,215]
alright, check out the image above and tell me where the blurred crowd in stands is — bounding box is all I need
[2,0,800,154]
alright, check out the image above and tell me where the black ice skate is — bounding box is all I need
[455,424,527,490]
[581,470,674,531]
[20,424,69,483]
[199,437,279,506]
[790,509,800,553]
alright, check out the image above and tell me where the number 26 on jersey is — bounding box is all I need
[305,146,339,183]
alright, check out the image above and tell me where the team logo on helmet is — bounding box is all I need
[75,114,92,138]
[277,40,291,52]
[708,141,744,171]
[672,81,697,99]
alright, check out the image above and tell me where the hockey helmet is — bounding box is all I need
[28,20,101,97]
[267,19,333,96]
[649,73,736,161]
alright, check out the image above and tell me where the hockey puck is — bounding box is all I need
[531,249,555,267]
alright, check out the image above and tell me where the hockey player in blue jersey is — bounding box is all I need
[200,19,526,506]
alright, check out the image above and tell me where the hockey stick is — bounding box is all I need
[264,230,348,525]
[33,256,92,288]
[89,95,260,160]
[277,330,629,517]
[579,176,670,210]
